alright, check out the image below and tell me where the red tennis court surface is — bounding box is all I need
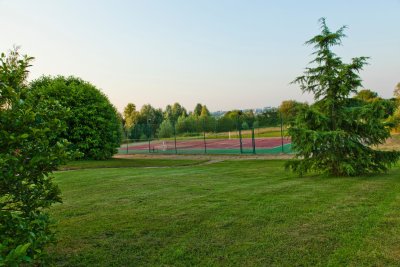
[122,137,291,151]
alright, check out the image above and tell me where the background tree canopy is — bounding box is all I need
[29,76,122,160]
[354,89,379,102]
[122,100,286,140]
[278,100,308,124]
[123,103,139,129]
[287,18,400,176]
[394,82,400,98]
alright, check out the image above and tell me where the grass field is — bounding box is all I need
[58,158,207,170]
[50,158,400,266]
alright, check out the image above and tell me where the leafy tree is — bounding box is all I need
[138,104,163,124]
[172,103,187,120]
[394,82,400,98]
[287,18,400,176]
[164,102,187,123]
[224,110,241,121]
[137,104,163,137]
[194,103,203,116]
[253,120,260,129]
[354,89,379,102]
[279,100,307,123]
[256,107,279,127]
[243,110,256,127]
[354,91,397,130]
[393,108,400,132]
[215,111,242,132]
[207,116,217,132]
[0,48,69,265]
[176,114,197,134]
[198,105,215,132]
[175,115,187,133]
[393,83,400,131]
[29,76,122,160]
[164,104,173,121]
[199,115,216,132]
[129,123,148,141]
[216,116,235,132]
[157,119,174,138]
[225,110,244,129]
[200,105,211,117]
[123,103,139,129]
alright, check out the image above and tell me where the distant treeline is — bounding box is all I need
[122,87,399,141]
[122,102,285,140]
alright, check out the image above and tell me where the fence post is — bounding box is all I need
[203,131,207,154]
[147,119,151,153]
[214,119,217,139]
[202,119,207,154]
[252,127,256,154]
[239,126,243,154]
[236,114,243,154]
[123,128,129,154]
[280,112,284,153]
[173,123,177,154]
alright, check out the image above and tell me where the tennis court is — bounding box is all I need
[118,137,291,154]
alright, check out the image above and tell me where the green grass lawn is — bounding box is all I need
[59,158,207,170]
[50,159,400,266]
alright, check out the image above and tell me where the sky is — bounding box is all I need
[1,0,399,112]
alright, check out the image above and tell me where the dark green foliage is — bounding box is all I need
[394,83,400,131]
[29,76,122,160]
[129,123,149,140]
[0,48,69,264]
[287,19,400,176]
[164,103,187,123]
[123,103,139,129]
[216,116,236,132]
[354,89,379,102]
[193,103,203,116]
[242,110,256,127]
[176,114,197,134]
[157,119,174,138]
[200,105,211,117]
[122,103,282,139]
[279,100,307,124]
[256,107,280,127]
[200,115,216,132]
[394,82,400,98]
[133,104,163,138]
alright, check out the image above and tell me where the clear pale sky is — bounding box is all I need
[1,0,399,112]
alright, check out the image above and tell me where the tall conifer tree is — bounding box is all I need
[287,19,400,176]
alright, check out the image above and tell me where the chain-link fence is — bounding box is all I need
[119,119,291,155]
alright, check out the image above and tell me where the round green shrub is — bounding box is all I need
[29,76,122,160]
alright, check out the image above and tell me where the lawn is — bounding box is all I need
[59,158,207,170]
[50,159,400,266]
